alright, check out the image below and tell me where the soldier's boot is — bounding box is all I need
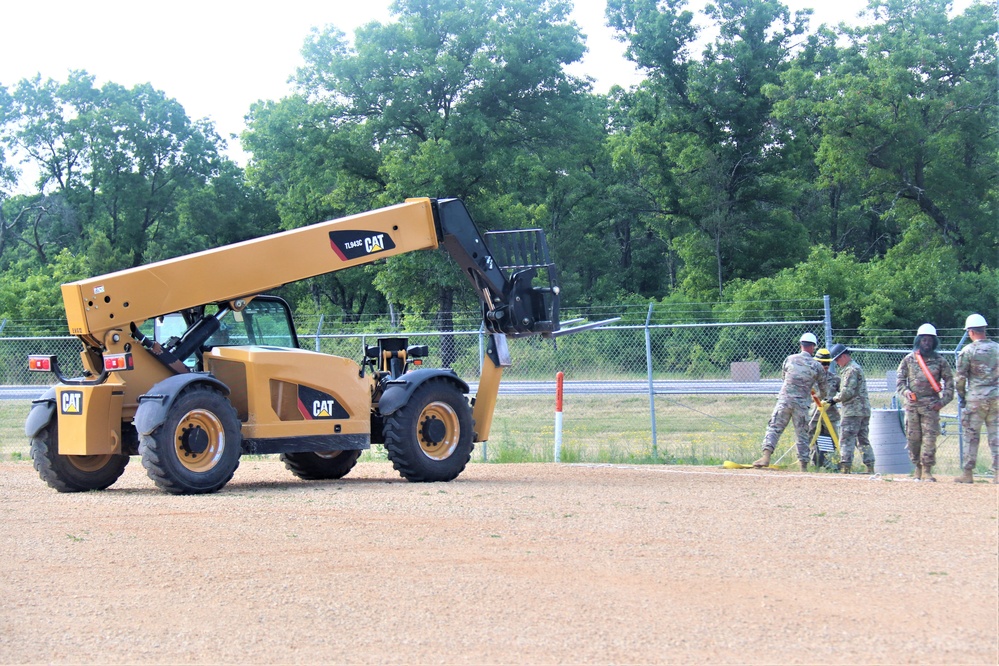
[799,460,808,472]
[913,465,922,481]
[922,464,936,482]
[752,449,772,468]
[839,462,851,474]
[953,469,974,484]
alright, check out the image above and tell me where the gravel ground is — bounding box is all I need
[0,459,996,665]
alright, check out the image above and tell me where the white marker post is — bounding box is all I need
[554,371,564,462]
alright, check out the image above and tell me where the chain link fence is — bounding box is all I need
[0,300,986,475]
[828,335,974,476]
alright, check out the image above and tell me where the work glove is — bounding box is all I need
[822,398,836,407]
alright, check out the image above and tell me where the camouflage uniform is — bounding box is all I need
[955,338,999,474]
[834,359,874,468]
[762,351,830,463]
[807,368,840,464]
[896,351,954,467]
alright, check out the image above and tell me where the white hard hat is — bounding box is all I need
[799,332,818,345]
[965,313,988,329]
[916,323,937,337]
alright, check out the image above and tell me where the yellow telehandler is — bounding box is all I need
[25,198,600,494]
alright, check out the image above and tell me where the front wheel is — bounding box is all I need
[281,450,361,480]
[30,421,129,492]
[139,387,241,495]
[383,380,473,482]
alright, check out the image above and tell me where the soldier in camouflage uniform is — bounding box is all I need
[826,344,874,474]
[807,348,840,468]
[896,323,954,482]
[953,314,998,484]
[753,333,829,472]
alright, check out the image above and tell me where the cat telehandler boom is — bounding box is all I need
[25,197,594,494]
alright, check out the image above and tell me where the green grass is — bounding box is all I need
[481,393,773,466]
[0,400,30,460]
[0,394,985,475]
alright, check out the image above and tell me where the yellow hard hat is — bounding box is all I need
[815,348,832,364]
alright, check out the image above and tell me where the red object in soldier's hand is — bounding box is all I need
[907,391,917,401]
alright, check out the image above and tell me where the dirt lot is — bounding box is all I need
[0,459,996,665]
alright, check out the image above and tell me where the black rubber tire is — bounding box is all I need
[139,386,242,495]
[281,450,361,480]
[30,420,129,492]
[383,379,473,482]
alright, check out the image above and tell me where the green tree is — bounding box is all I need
[607,0,813,299]
[859,222,998,335]
[0,249,91,333]
[0,72,226,271]
[244,0,599,347]
[773,0,998,269]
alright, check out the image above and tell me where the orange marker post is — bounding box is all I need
[554,371,564,462]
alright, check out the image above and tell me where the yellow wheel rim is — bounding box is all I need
[417,401,460,460]
[174,409,226,472]
[67,454,114,473]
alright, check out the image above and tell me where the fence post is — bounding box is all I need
[954,330,969,468]
[823,295,833,348]
[646,302,658,460]
[314,314,324,352]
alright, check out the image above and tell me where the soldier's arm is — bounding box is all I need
[939,357,955,405]
[895,356,912,402]
[824,375,839,400]
[954,350,968,401]
[835,367,858,404]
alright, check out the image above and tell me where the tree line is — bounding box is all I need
[0,0,995,338]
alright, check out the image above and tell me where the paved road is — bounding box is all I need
[0,386,50,401]
[2,379,894,401]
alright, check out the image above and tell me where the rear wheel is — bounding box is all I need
[281,450,361,480]
[139,387,241,494]
[30,421,129,492]
[383,380,473,482]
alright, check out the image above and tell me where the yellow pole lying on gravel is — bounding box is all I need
[723,460,781,470]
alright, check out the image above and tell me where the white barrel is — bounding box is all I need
[869,408,913,474]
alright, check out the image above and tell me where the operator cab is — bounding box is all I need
[153,295,299,371]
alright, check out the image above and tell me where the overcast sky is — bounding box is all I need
[0,0,969,165]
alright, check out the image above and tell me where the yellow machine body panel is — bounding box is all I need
[60,199,439,337]
[204,346,375,440]
[55,383,124,456]
[98,332,176,420]
[25,196,568,494]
